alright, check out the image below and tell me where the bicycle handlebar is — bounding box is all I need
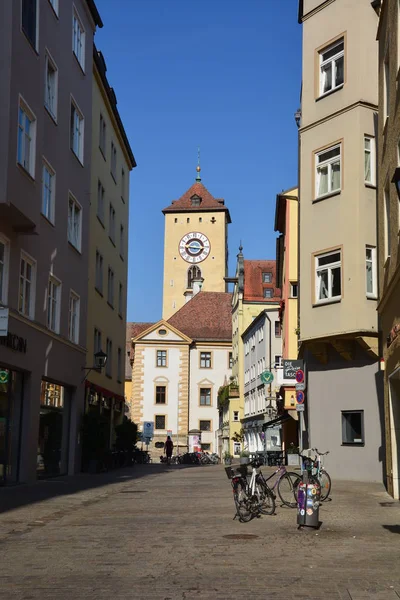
[312,448,330,456]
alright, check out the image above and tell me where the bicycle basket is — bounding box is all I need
[224,466,236,480]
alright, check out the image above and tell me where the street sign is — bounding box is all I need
[0,370,9,384]
[295,383,305,392]
[296,391,305,404]
[261,371,274,384]
[143,421,154,439]
[295,369,305,384]
[0,307,9,337]
[296,404,305,412]
[283,359,303,380]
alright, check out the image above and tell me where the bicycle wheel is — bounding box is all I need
[318,470,331,501]
[256,481,276,515]
[278,472,302,508]
[233,480,253,522]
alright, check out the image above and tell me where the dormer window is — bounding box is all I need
[191,194,201,207]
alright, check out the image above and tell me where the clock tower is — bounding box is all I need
[161,167,231,320]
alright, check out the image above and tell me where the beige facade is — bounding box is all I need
[85,47,135,437]
[377,0,400,499]
[298,0,383,482]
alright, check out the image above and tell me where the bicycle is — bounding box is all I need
[225,458,275,522]
[262,464,303,508]
[311,448,331,501]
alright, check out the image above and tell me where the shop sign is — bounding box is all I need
[0,332,27,354]
[0,370,9,383]
[283,359,303,379]
[0,307,9,337]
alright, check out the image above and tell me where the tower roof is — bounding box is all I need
[167,291,232,341]
[162,182,232,223]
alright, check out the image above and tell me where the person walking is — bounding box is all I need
[164,436,174,464]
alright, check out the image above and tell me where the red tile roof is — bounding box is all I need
[125,322,154,380]
[162,182,231,223]
[168,292,232,341]
[244,260,281,302]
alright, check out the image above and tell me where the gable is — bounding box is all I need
[133,320,192,344]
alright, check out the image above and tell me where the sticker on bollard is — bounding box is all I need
[297,481,321,529]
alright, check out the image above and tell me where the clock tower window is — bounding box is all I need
[187,266,201,289]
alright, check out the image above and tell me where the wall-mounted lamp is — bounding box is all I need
[81,349,108,383]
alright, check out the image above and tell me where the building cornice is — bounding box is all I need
[299,101,378,134]
[298,0,336,24]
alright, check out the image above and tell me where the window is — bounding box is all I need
[199,420,211,432]
[106,338,112,377]
[95,251,103,293]
[315,250,341,303]
[68,291,80,343]
[191,195,201,206]
[384,46,390,122]
[44,53,58,119]
[200,352,212,368]
[118,282,123,316]
[156,350,167,367]
[364,137,375,186]
[275,321,281,337]
[94,328,102,357]
[187,266,201,289]
[155,386,166,404]
[155,415,166,430]
[107,267,114,307]
[319,38,344,96]
[121,168,125,201]
[72,9,85,70]
[47,276,61,332]
[117,348,122,382]
[109,204,116,243]
[22,0,38,49]
[290,282,298,298]
[48,0,58,15]
[200,388,211,406]
[262,272,272,283]
[68,194,82,251]
[315,144,341,198]
[97,180,104,223]
[366,246,377,298]
[99,114,106,156]
[384,183,391,259]
[201,443,211,451]
[264,288,273,298]
[233,411,239,422]
[342,410,364,445]
[120,225,124,259]
[275,355,282,367]
[0,235,10,305]
[111,142,117,181]
[17,100,36,177]
[70,101,84,162]
[229,352,233,369]
[42,161,55,223]
[233,442,241,455]
[19,253,35,318]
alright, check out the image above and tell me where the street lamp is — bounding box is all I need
[81,349,108,382]
[392,167,400,201]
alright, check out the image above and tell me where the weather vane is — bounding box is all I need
[196,146,201,182]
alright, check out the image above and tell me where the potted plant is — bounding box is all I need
[286,444,300,466]
[240,450,250,465]
[223,451,233,465]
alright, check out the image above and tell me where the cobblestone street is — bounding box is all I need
[1,465,400,600]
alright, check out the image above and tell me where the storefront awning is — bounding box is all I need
[262,414,291,431]
[84,380,125,403]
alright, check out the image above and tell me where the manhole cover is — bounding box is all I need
[223,534,259,540]
[380,502,397,507]
[120,490,147,494]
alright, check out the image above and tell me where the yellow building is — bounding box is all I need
[85,46,136,442]
[161,167,231,320]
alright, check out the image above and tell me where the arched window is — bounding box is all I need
[187,266,201,289]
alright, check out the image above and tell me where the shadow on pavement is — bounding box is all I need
[382,524,400,534]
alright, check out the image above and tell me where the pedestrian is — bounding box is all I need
[164,436,173,464]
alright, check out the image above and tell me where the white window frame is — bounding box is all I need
[95,250,103,293]
[364,136,375,186]
[44,50,58,120]
[19,251,36,319]
[106,337,112,377]
[47,274,61,333]
[42,159,55,224]
[315,144,341,199]
[0,234,10,305]
[315,249,342,304]
[72,6,85,71]
[109,203,116,243]
[70,98,84,163]
[111,141,117,181]
[365,246,377,299]
[48,0,59,16]
[68,192,82,252]
[319,38,344,97]
[17,96,36,178]
[21,0,39,50]
[97,179,105,223]
[107,267,114,307]
[68,290,80,344]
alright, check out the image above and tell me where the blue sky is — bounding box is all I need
[94,0,302,322]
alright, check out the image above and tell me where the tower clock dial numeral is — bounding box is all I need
[178,232,211,263]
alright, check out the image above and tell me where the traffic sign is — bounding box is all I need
[296,404,305,412]
[0,370,8,384]
[143,421,154,438]
[295,369,305,384]
[295,382,305,392]
[296,391,305,404]
[261,371,274,384]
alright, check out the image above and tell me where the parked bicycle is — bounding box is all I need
[261,463,302,508]
[225,457,275,522]
[297,449,331,501]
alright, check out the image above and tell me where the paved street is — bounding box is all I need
[1,464,400,600]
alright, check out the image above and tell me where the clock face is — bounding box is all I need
[178,232,211,263]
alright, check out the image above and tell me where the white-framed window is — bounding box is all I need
[19,252,36,318]
[315,249,342,304]
[0,234,10,305]
[319,38,344,96]
[275,321,281,337]
[118,282,123,316]
[95,251,103,293]
[68,193,82,251]
[275,355,282,367]
[117,347,122,382]
[48,0,58,16]
[21,0,38,50]
[290,282,298,298]
[68,291,80,343]
[107,267,114,307]
[42,160,55,223]
[120,224,124,259]
[106,337,112,377]
[97,180,104,223]
[47,275,61,333]
[44,51,58,119]
[366,246,377,299]
[94,327,102,357]
[315,144,341,198]
[111,141,117,181]
[72,7,85,70]
[17,98,36,177]
[384,182,391,259]
[264,288,273,298]
[364,137,375,186]
[262,272,272,283]
[109,203,116,243]
[99,114,106,156]
[70,100,84,163]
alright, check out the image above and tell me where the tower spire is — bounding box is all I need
[195,147,201,182]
